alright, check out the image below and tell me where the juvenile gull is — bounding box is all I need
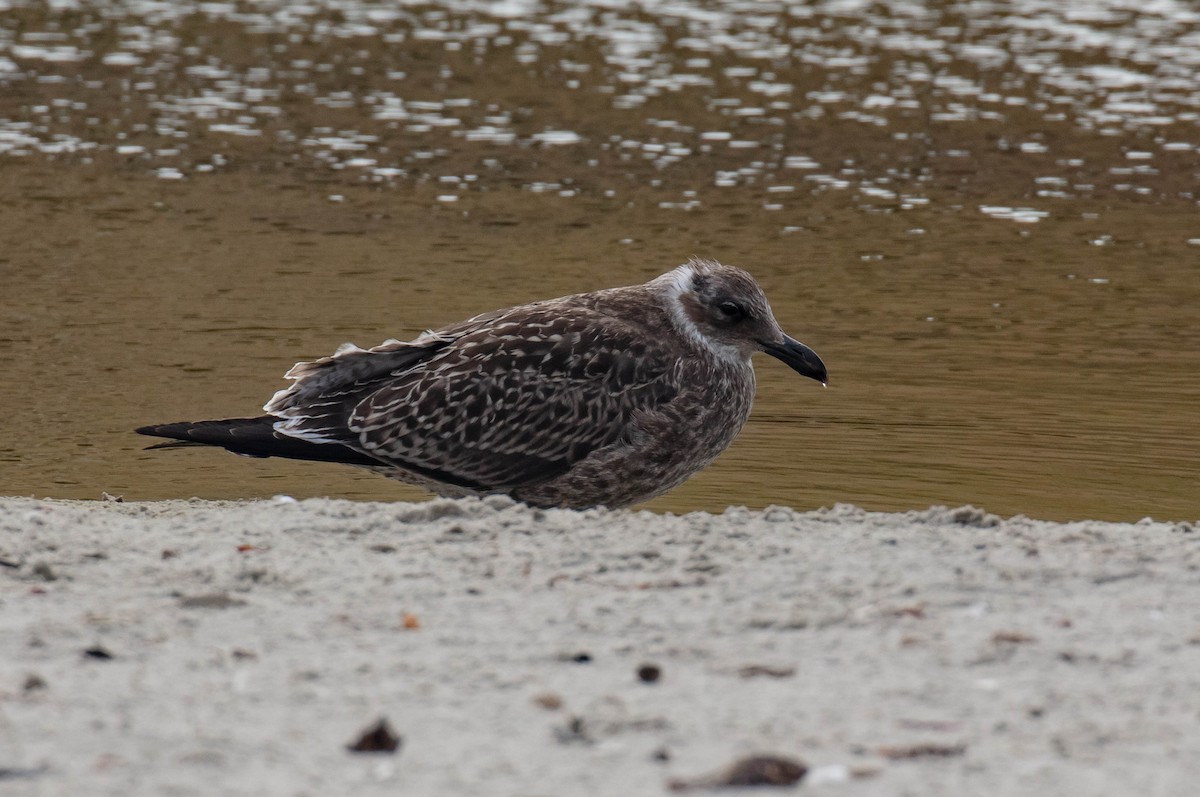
[137,258,827,508]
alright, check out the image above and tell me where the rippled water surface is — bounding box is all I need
[2,0,1198,519]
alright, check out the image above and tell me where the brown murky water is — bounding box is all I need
[2,1,1198,520]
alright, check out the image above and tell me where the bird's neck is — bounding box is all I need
[654,266,748,367]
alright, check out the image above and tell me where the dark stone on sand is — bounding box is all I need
[637,663,662,683]
[179,592,248,609]
[347,718,402,754]
[668,754,808,792]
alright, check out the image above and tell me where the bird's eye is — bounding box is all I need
[717,301,746,321]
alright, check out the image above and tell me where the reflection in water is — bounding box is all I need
[1,1,1197,520]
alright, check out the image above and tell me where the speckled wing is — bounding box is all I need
[264,332,456,438]
[344,306,679,491]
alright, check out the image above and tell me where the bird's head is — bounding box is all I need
[660,258,827,385]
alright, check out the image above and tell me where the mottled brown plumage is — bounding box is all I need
[137,258,826,508]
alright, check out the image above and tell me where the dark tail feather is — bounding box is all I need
[135,416,383,466]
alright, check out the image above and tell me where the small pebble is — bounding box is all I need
[668,754,807,792]
[347,718,402,754]
[533,692,563,710]
[637,663,662,683]
[179,593,247,609]
[31,563,57,582]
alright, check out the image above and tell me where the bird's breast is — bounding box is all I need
[649,358,755,454]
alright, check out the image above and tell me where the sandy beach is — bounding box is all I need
[2,496,1198,796]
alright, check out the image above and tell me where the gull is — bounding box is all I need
[138,258,827,508]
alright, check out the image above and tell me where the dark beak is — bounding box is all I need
[758,335,828,385]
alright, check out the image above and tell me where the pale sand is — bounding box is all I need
[2,497,1198,796]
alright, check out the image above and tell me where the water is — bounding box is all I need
[2,0,1198,520]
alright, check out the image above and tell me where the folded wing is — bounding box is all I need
[270,306,679,491]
